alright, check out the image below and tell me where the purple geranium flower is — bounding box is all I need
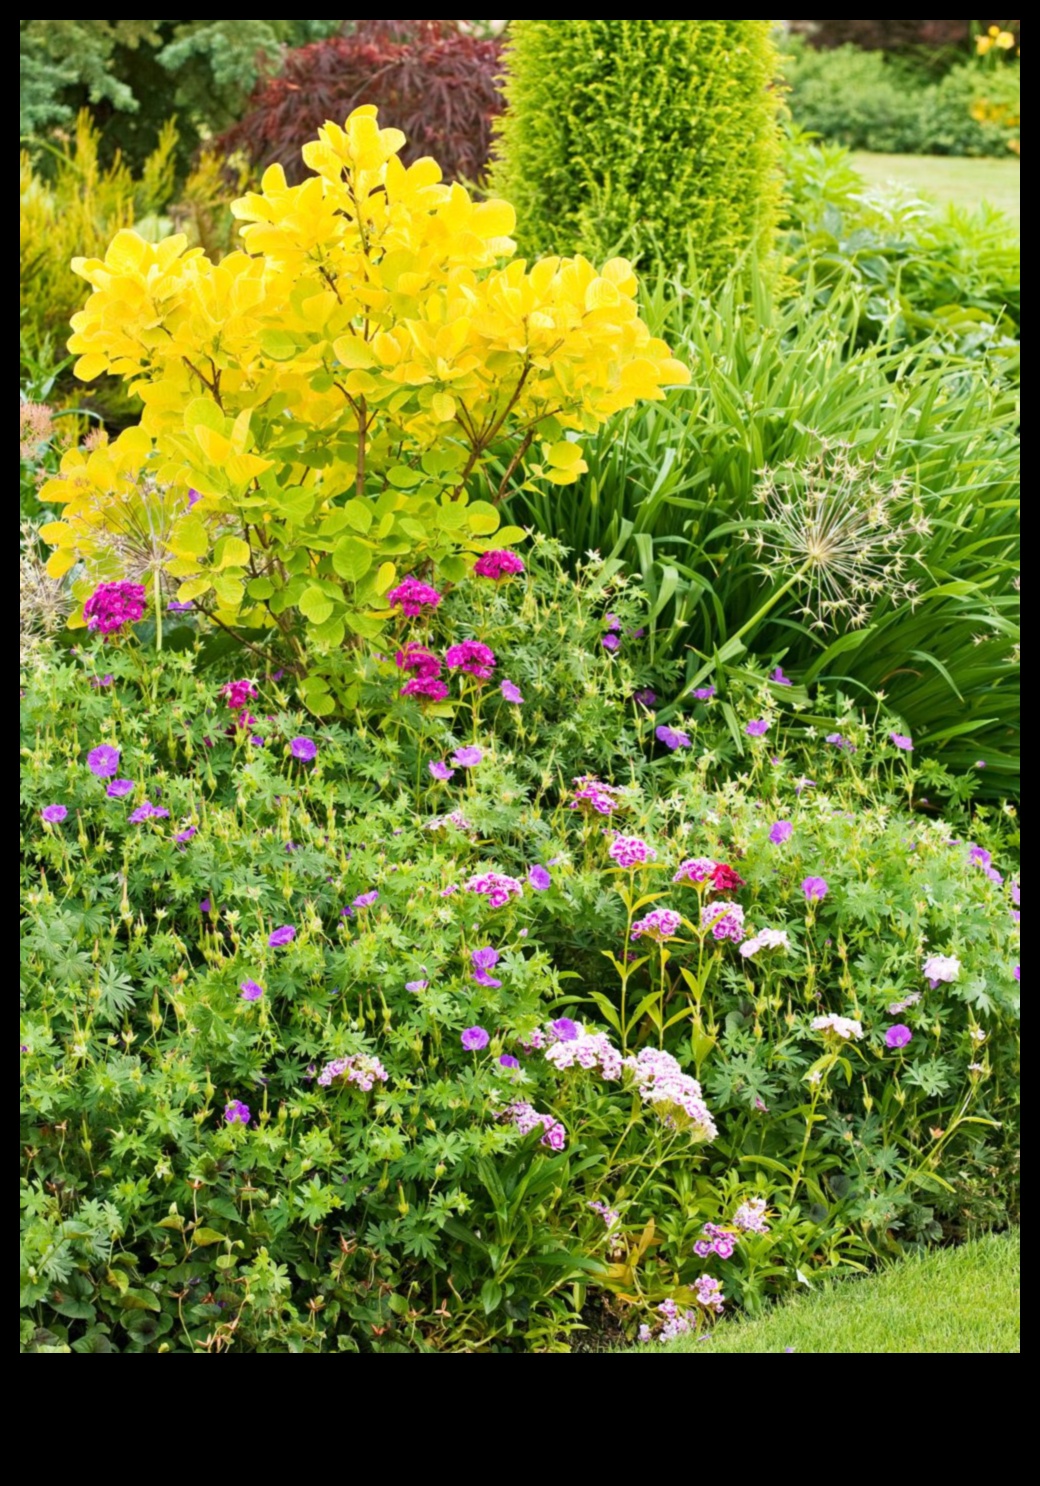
[889,732,914,752]
[769,820,793,845]
[745,718,769,737]
[200,899,212,914]
[656,725,691,750]
[240,980,264,1001]
[632,688,656,707]
[461,1025,490,1051]
[500,679,524,704]
[268,925,296,947]
[41,804,68,824]
[87,744,120,778]
[451,745,483,768]
[802,876,829,902]
[406,979,429,992]
[885,1024,912,1049]
[770,667,792,685]
[471,946,502,988]
[224,1099,251,1126]
[290,736,317,762]
[167,600,194,613]
[528,864,551,891]
[692,686,716,701]
[499,1054,520,1069]
[90,674,114,688]
[129,801,170,823]
[601,633,620,652]
[106,779,134,799]
[429,759,455,781]
[550,1018,580,1042]
[353,891,379,909]
[175,825,197,843]
[968,845,992,869]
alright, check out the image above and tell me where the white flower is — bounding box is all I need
[811,1014,863,1041]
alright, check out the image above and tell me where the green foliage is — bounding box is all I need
[783,37,1021,157]
[19,552,1019,1351]
[631,1231,1020,1353]
[492,20,784,287]
[19,20,341,171]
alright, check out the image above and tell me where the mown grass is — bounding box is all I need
[625,1233,1020,1353]
[849,151,1020,223]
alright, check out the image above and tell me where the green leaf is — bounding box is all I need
[247,576,275,600]
[332,536,373,583]
[480,1279,502,1315]
[190,1227,226,1246]
[259,329,298,361]
[300,586,335,625]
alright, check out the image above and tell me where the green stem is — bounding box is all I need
[154,568,163,653]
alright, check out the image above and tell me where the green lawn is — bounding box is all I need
[626,1233,1020,1354]
[849,151,1020,223]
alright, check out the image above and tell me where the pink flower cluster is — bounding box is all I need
[732,1197,770,1234]
[222,678,258,711]
[474,549,525,580]
[673,856,717,885]
[317,1053,389,1090]
[694,1274,726,1314]
[700,901,745,942]
[608,834,657,868]
[83,581,147,636]
[396,643,448,700]
[444,640,496,681]
[693,1223,737,1260]
[500,1100,566,1150]
[623,1048,717,1140]
[387,576,442,617]
[631,908,683,941]
[569,775,628,816]
[544,1024,623,1080]
[465,870,524,908]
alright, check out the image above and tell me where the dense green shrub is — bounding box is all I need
[492,20,783,287]
[216,21,503,186]
[20,549,1019,1352]
[19,20,341,172]
[783,37,1021,156]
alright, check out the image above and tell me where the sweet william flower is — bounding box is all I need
[445,640,496,681]
[387,576,441,616]
[82,581,146,636]
[474,549,524,580]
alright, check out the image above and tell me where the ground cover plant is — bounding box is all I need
[628,1230,1019,1353]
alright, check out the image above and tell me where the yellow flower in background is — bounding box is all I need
[996,31,1016,50]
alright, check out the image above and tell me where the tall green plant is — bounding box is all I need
[492,20,783,287]
[507,268,1020,790]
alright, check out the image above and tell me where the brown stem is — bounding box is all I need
[493,430,534,504]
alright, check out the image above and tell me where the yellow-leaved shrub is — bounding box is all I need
[43,106,688,712]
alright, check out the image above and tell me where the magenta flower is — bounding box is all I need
[129,801,170,822]
[90,674,114,688]
[632,688,656,707]
[290,736,317,762]
[889,732,914,751]
[500,679,524,705]
[402,676,449,701]
[451,745,483,768]
[240,980,264,1001]
[656,724,691,750]
[106,779,134,799]
[699,902,745,942]
[387,576,442,617]
[429,759,455,781]
[604,613,622,631]
[471,946,502,988]
[406,979,429,992]
[673,856,717,885]
[461,1025,490,1051]
[528,864,551,891]
[353,891,379,909]
[801,876,829,902]
[825,733,856,752]
[885,1024,912,1049]
[222,679,258,711]
[968,845,992,869]
[168,600,194,613]
[770,667,792,686]
[41,804,68,824]
[175,825,197,843]
[745,718,769,737]
[769,820,793,845]
[692,686,716,701]
[1014,964,1020,981]
[473,549,524,580]
[609,835,657,868]
[87,744,120,778]
[396,643,441,680]
[550,1018,580,1042]
[187,488,202,507]
[200,899,212,914]
[82,581,147,636]
[602,633,620,652]
[224,1099,251,1126]
[631,907,683,941]
[268,925,296,947]
[499,1054,520,1069]
[445,640,496,681]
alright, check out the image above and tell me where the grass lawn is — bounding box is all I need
[626,1232,1020,1354]
[849,151,1020,224]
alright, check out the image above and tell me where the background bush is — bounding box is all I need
[19,551,1020,1352]
[783,37,1021,156]
[492,20,784,287]
[217,21,503,186]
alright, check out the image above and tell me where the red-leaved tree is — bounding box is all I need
[217,21,503,186]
